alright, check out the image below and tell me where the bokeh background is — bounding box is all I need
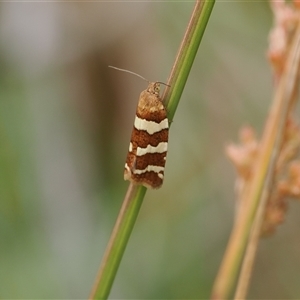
[1,1,300,299]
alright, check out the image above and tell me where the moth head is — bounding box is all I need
[147,82,161,96]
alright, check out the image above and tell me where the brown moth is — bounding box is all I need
[109,66,169,189]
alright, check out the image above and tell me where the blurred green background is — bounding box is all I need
[1,1,300,299]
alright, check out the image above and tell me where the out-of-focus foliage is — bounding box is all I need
[1,2,300,299]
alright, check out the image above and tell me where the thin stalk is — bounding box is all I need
[89,1,215,299]
[234,23,300,299]
[211,20,300,300]
[163,0,215,120]
[89,184,146,300]
[233,181,271,299]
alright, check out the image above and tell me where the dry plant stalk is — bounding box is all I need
[233,0,300,235]
[214,1,300,299]
[225,1,300,299]
[227,119,300,237]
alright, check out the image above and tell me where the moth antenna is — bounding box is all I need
[156,81,171,87]
[108,66,149,83]
[109,66,171,87]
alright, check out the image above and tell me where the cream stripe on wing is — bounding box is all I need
[136,142,167,156]
[128,142,133,152]
[134,116,168,135]
[133,165,164,175]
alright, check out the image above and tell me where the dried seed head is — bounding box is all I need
[226,126,258,181]
[261,120,300,236]
[268,0,299,79]
[228,119,300,236]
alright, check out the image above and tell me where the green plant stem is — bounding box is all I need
[89,1,215,299]
[89,184,146,300]
[163,0,215,120]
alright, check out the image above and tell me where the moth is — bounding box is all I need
[109,66,170,189]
